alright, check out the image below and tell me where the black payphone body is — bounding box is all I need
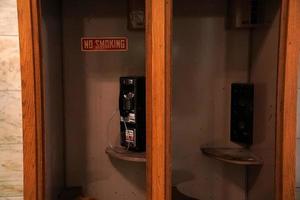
[119,77,146,152]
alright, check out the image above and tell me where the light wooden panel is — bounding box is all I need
[0,145,23,198]
[0,36,21,91]
[0,0,23,198]
[0,91,22,145]
[276,0,300,199]
[0,0,19,36]
[0,181,23,198]
[0,144,23,183]
[146,0,172,199]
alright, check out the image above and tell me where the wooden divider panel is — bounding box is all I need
[146,0,172,199]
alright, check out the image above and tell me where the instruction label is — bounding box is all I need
[81,37,128,52]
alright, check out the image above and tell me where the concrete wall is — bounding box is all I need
[0,0,23,199]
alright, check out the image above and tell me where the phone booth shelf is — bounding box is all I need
[106,146,146,162]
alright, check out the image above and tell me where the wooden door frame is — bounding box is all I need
[17,0,44,199]
[146,0,172,200]
[276,0,300,199]
[17,0,298,199]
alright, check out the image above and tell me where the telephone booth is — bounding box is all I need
[17,0,300,199]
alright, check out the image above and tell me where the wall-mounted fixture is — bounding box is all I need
[119,77,146,152]
[128,0,145,30]
[227,0,265,28]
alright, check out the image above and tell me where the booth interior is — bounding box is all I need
[40,0,281,199]
[172,0,280,200]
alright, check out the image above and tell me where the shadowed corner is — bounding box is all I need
[172,169,199,200]
[172,186,200,200]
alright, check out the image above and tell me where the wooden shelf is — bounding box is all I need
[201,147,263,166]
[105,146,146,163]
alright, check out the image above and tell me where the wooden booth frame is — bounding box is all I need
[16,0,299,199]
